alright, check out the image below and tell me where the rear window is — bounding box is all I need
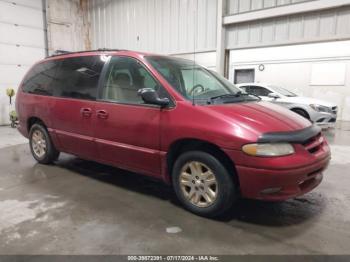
[22,55,105,100]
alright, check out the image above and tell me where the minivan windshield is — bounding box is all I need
[146,56,259,105]
[268,85,297,97]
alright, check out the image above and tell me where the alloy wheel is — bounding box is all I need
[179,161,218,208]
[31,129,47,159]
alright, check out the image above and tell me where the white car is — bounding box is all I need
[236,83,338,127]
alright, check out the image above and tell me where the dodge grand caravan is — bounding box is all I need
[16,50,331,217]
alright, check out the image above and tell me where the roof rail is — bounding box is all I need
[53,50,70,55]
[47,48,126,58]
[97,48,124,51]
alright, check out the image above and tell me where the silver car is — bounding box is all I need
[237,83,338,128]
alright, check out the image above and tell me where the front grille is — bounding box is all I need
[302,133,324,154]
[329,118,336,123]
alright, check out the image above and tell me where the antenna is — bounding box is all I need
[192,0,198,106]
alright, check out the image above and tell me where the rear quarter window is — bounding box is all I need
[22,60,61,96]
[22,55,105,101]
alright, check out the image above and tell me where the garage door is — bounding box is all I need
[0,0,46,125]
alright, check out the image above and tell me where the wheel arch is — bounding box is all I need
[27,117,60,164]
[290,107,310,119]
[166,138,239,187]
[27,116,47,132]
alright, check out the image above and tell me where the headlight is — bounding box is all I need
[242,143,295,157]
[310,104,332,113]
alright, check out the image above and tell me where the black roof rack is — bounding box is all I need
[97,48,124,51]
[52,50,70,56]
[47,48,125,58]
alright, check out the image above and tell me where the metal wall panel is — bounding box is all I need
[226,6,350,49]
[173,51,217,69]
[0,0,45,124]
[88,0,217,54]
[46,0,91,54]
[0,23,44,48]
[0,1,44,28]
[226,0,315,15]
[1,0,42,9]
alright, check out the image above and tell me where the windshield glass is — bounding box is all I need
[268,85,297,97]
[146,56,256,104]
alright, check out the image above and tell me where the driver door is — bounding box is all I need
[93,56,165,177]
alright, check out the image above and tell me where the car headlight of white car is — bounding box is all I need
[310,104,332,113]
[242,143,295,157]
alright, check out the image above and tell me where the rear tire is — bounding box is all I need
[29,123,59,164]
[172,151,237,218]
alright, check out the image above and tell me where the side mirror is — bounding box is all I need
[138,88,170,107]
[268,93,280,99]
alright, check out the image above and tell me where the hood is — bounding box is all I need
[204,101,312,136]
[281,96,337,107]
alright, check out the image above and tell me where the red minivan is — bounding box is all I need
[16,50,330,217]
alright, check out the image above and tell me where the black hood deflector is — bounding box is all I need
[258,125,321,144]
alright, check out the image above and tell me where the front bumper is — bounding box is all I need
[310,111,337,128]
[223,130,331,201]
[235,155,330,201]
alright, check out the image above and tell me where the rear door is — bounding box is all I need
[93,56,166,177]
[50,55,105,159]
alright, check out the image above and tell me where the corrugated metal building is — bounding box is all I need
[88,0,218,69]
[1,0,350,123]
[87,0,350,121]
[224,0,350,121]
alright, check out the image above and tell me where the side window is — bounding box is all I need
[249,86,272,96]
[102,56,164,104]
[138,67,158,90]
[52,56,105,100]
[239,86,249,93]
[22,61,61,96]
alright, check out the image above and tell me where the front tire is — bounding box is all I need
[29,124,59,164]
[172,151,237,218]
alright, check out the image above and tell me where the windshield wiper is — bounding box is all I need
[210,92,243,100]
[242,93,262,101]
